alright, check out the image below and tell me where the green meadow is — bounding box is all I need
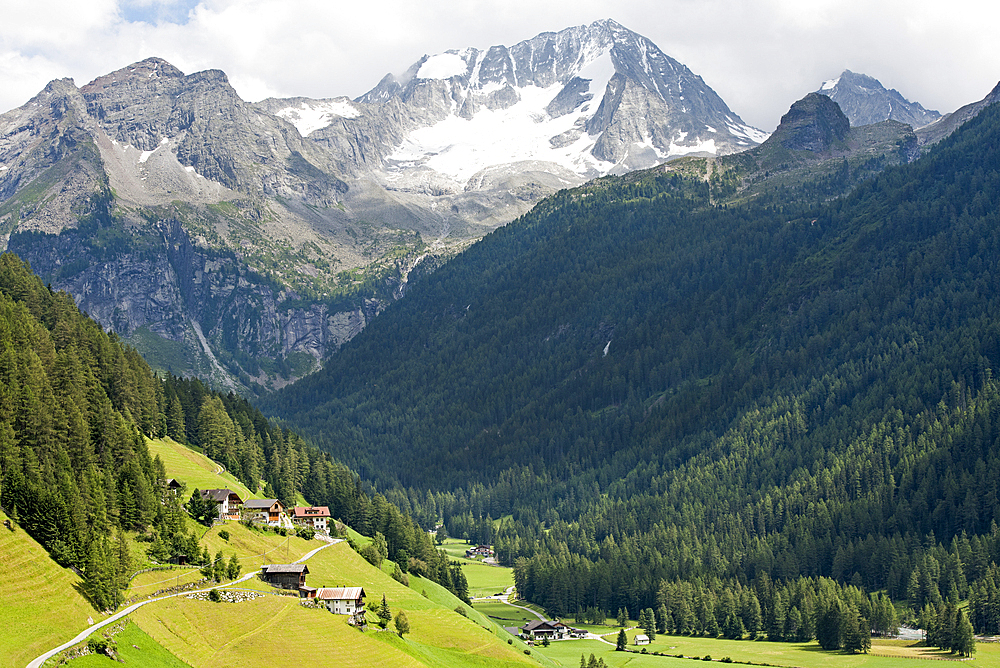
[129,540,539,668]
[0,510,96,668]
[439,538,515,599]
[147,437,256,501]
[532,633,1000,668]
[64,621,191,668]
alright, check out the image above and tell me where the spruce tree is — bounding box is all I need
[227,552,241,580]
[618,606,629,627]
[378,594,392,629]
[953,609,975,657]
[616,628,627,650]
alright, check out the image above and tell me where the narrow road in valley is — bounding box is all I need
[26,540,340,668]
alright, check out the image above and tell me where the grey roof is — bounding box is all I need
[261,564,308,574]
[244,498,281,509]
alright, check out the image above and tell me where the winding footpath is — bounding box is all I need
[26,539,339,668]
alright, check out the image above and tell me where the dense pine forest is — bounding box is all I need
[0,253,467,609]
[265,99,1000,639]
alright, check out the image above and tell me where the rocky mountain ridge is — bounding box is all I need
[0,20,771,392]
[0,21,979,393]
[815,70,941,128]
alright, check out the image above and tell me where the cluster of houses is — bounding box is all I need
[197,488,331,534]
[259,563,366,624]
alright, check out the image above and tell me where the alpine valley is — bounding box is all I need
[0,19,766,393]
[5,15,1000,668]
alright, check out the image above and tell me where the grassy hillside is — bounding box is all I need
[129,534,539,668]
[439,539,514,599]
[147,437,257,501]
[0,510,96,668]
[68,622,191,668]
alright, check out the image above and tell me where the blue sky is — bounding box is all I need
[119,0,201,25]
[1,0,998,130]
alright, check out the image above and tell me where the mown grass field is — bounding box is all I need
[66,621,191,667]
[126,537,542,668]
[473,600,541,625]
[0,510,97,668]
[146,437,256,501]
[439,538,515,599]
[533,632,1000,668]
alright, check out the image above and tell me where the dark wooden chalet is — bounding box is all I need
[260,563,309,590]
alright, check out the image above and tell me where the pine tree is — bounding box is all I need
[227,552,241,580]
[378,594,392,629]
[617,606,629,627]
[953,609,976,656]
[213,549,225,582]
[616,628,627,650]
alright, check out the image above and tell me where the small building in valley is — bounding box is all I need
[465,544,494,558]
[260,563,309,590]
[521,620,571,641]
[316,586,366,616]
[200,488,244,521]
[634,634,650,645]
[292,506,331,534]
[244,499,284,525]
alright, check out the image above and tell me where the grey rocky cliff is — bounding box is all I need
[8,216,388,390]
[815,70,940,129]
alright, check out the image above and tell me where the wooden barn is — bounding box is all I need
[260,563,309,590]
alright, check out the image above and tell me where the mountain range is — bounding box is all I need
[0,19,954,392]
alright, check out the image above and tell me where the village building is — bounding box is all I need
[316,586,366,616]
[244,498,284,525]
[634,634,650,645]
[292,506,331,533]
[520,619,571,641]
[165,478,183,495]
[465,544,494,558]
[260,563,309,590]
[200,488,243,521]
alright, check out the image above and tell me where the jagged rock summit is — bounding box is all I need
[816,70,941,128]
[767,92,851,153]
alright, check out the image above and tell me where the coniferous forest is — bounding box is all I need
[0,253,468,609]
[4,86,1000,656]
[263,100,1000,643]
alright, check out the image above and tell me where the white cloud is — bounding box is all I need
[0,0,998,132]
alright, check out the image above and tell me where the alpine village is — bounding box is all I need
[3,14,1000,668]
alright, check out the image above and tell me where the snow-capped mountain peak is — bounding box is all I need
[328,19,765,194]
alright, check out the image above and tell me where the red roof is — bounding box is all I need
[293,506,331,519]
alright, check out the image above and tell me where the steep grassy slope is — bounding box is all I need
[0,510,96,668]
[147,437,256,501]
[130,536,538,668]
